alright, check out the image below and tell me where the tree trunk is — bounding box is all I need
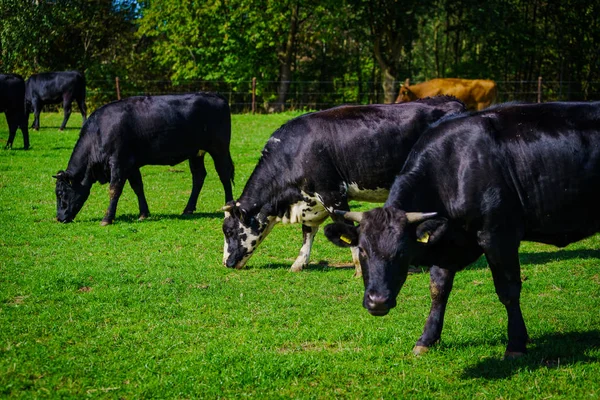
[274,3,299,112]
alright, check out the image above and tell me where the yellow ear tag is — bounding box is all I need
[340,235,352,244]
[417,232,430,243]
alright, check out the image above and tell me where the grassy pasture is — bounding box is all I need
[0,112,599,399]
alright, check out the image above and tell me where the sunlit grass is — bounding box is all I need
[0,112,599,398]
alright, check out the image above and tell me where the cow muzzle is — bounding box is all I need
[364,291,393,316]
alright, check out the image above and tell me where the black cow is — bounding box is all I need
[26,70,87,131]
[54,93,234,225]
[325,101,600,357]
[222,97,466,274]
[0,73,29,149]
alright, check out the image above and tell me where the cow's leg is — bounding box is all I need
[5,112,19,149]
[101,175,126,226]
[211,151,234,203]
[60,96,73,131]
[128,168,150,220]
[31,100,41,131]
[76,95,87,124]
[19,114,30,150]
[413,265,456,355]
[478,229,528,358]
[351,246,361,277]
[290,224,319,272]
[183,155,207,214]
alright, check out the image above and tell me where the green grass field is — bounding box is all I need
[1,112,599,399]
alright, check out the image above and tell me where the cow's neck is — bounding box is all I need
[238,158,302,217]
[66,135,96,188]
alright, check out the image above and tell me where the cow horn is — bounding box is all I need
[335,210,364,223]
[406,212,438,223]
[222,204,233,212]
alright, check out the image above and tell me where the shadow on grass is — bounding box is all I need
[37,125,81,131]
[109,211,224,223]
[461,330,600,380]
[462,249,600,271]
[520,249,600,265]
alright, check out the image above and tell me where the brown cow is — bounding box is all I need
[396,78,497,110]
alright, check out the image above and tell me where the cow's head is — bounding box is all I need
[53,170,91,223]
[222,201,277,269]
[395,85,417,103]
[324,207,446,316]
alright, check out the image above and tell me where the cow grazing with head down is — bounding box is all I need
[396,78,497,111]
[26,70,87,131]
[55,93,234,225]
[325,101,600,358]
[1,73,29,149]
[222,97,466,274]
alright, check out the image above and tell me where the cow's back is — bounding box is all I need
[256,99,465,196]
[393,101,600,245]
[86,93,230,166]
[408,79,496,110]
[26,71,85,100]
[0,74,26,111]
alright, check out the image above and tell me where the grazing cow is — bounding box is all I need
[324,101,600,357]
[222,97,466,274]
[396,78,497,110]
[0,74,29,149]
[25,70,87,131]
[54,93,234,225]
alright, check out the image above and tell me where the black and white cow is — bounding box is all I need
[54,93,234,225]
[0,73,29,149]
[325,101,600,357]
[26,70,87,131]
[222,97,466,274]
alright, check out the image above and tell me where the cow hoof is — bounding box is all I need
[413,345,430,356]
[290,262,305,272]
[182,210,194,215]
[138,214,149,221]
[503,351,526,360]
[100,220,113,226]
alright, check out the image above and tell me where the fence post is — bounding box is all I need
[252,77,256,114]
[537,76,542,103]
[115,77,121,100]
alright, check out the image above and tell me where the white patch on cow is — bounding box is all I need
[269,137,281,143]
[276,191,329,226]
[197,149,206,157]
[345,182,389,202]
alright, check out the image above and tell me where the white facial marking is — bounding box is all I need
[230,217,278,269]
[223,211,231,265]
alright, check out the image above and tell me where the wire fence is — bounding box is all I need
[83,78,600,113]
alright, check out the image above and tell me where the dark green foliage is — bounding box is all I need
[1,1,599,112]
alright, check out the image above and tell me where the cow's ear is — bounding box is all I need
[223,201,245,219]
[415,218,447,246]
[53,170,73,185]
[324,223,359,248]
[53,170,66,180]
